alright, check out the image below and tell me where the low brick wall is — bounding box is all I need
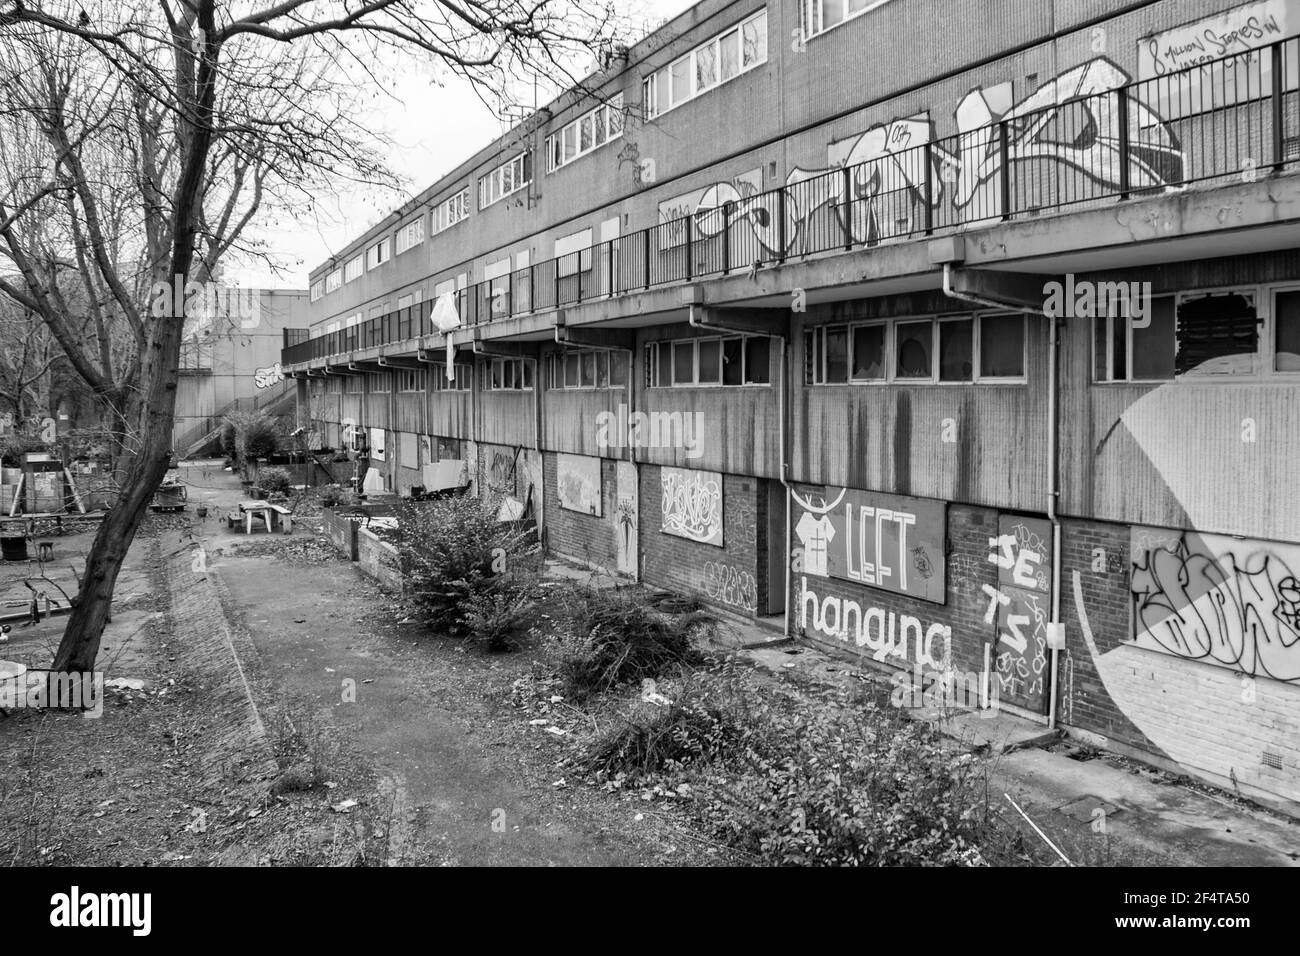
[357,527,403,591]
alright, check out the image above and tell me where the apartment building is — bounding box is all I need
[283,0,1300,810]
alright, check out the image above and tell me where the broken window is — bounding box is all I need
[1176,292,1259,375]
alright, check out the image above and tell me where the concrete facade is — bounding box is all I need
[285,0,1300,809]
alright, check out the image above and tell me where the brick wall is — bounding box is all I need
[640,466,762,618]
[789,504,1002,681]
[543,451,619,571]
[1059,517,1300,806]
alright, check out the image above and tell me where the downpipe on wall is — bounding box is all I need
[942,265,1062,729]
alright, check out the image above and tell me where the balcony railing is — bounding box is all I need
[284,35,1300,368]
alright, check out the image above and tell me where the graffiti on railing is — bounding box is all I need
[951,57,1185,215]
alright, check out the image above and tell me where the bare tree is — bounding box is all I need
[0,0,620,671]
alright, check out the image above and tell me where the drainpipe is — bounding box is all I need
[943,264,1062,729]
[688,302,792,636]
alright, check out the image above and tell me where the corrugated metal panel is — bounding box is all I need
[426,394,471,438]
[541,389,629,457]
[477,392,534,447]
[394,394,424,433]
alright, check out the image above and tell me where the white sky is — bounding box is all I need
[239,0,698,291]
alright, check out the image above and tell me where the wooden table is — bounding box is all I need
[238,500,275,535]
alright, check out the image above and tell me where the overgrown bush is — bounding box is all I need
[692,682,992,867]
[580,677,742,780]
[551,587,709,701]
[258,466,292,496]
[243,419,280,460]
[318,485,343,508]
[397,497,537,639]
[460,576,537,652]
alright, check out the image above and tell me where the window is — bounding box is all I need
[851,324,886,381]
[479,153,532,209]
[646,335,771,387]
[806,315,1023,385]
[431,188,470,234]
[366,237,390,270]
[895,321,933,379]
[430,363,472,391]
[487,358,533,391]
[643,11,767,119]
[344,255,363,283]
[310,280,325,302]
[325,269,342,293]
[1092,287,1300,381]
[555,228,593,279]
[546,95,624,171]
[369,372,390,393]
[1275,290,1300,372]
[395,216,425,254]
[345,374,363,394]
[939,318,974,382]
[326,376,343,393]
[1175,292,1259,376]
[396,368,425,392]
[801,0,896,42]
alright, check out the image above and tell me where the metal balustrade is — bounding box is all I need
[283,36,1300,367]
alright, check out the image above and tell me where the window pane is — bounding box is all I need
[699,339,722,384]
[1132,297,1175,380]
[581,351,597,387]
[723,337,744,386]
[593,109,607,146]
[1093,315,1110,381]
[743,13,768,65]
[847,0,872,13]
[1175,293,1259,375]
[896,321,932,378]
[610,350,629,386]
[720,30,740,80]
[564,352,579,388]
[596,351,610,387]
[696,44,718,91]
[671,58,691,105]
[745,336,770,384]
[580,115,594,152]
[820,0,843,29]
[1276,291,1300,372]
[658,342,673,386]
[979,314,1025,378]
[939,320,974,382]
[655,72,670,115]
[851,325,885,380]
[673,341,694,384]
[823,327,849,383]
[563,125,577,162]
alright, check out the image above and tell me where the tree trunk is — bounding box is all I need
[52,320,184,671]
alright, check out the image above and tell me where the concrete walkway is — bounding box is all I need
[181,461,686,866]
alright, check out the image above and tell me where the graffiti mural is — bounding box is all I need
[615,460,638,577]
[658,169,763,250]
[669,59,1184,259]
[985,516,1053,712]
[791,484,947,603]
[951,58,1184,217]
[661,467,724,546]
[487,449,516,494]
[557,453,601,516]
[1129,528,1300,683]
[799,576,952,667]
[703,561,757,613]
